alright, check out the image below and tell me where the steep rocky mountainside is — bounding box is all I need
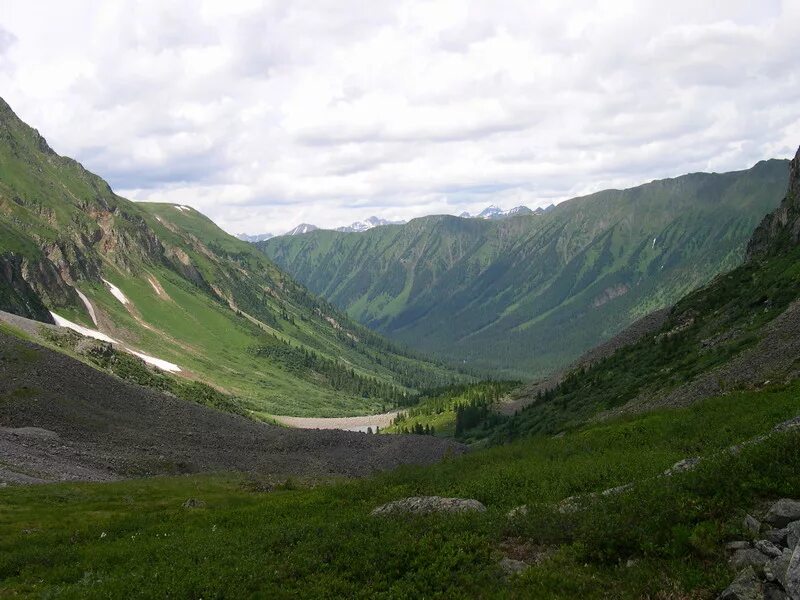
[260,159,789,378]
[748,146,800,258]
[0,97,459,416]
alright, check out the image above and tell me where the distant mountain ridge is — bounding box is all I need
[336,216,405,233]
[284,223,318,236]
[259,159,790,379]
[273,205,552,240]
[462,204,555,220]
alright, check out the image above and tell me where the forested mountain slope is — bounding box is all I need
[486,146,800,440]
[260,160,788,379]
[0,97,458,417]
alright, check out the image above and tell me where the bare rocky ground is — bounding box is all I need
[602,298,800,420]
[0,329,466,485]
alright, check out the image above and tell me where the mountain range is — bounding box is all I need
[239,206,550,243]
[4,139,800,598]
[460,204,555,219]
[4,84,800,598]
[0,97,458,417]
[259,160,789,378]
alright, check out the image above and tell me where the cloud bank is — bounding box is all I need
[1,0,799,234]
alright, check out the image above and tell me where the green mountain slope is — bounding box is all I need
[462,146,800,442]
[5,127,800,598]
[0,97,459,417]
[259,160,788,379]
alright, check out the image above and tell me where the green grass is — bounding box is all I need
[2,383,800,597]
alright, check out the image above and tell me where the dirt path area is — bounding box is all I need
[271,411,400,432]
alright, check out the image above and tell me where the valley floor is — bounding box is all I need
[2,381,800,597]
[269,410,400,432]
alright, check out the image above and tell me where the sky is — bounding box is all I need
[0,1,799,236]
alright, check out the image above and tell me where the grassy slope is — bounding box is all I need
[260,160,788,379]
[488,240,800,442]
[0,97,460,416]
[2,383,799,598]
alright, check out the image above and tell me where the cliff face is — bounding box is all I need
[0,254,56,322]
[747,146,800,259]
[0,95,175,316]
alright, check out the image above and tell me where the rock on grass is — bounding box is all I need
[371,496,486,516]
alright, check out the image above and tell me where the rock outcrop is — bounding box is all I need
[371,496,487,516]
[719,498,800,599]
[748,146,800,259]
[0,253,54,322]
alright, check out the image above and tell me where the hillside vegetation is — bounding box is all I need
[0,97,460,417]
[260,160,788,378]
[411,148,800,447]
[3,381,800,597]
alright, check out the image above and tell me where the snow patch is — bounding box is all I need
[174,205,191,212]
[49,312,181,373]
[50,312,115,343]
[652,237,657,249]
[102,279,130,305]
[129,350,181,373]
[74,289,98,326]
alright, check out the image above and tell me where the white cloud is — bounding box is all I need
[0,0,798,236]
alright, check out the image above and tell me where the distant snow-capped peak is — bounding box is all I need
[477,205,504,219]
[460,205,539,220]
[336,216,405,232]
[274,205,556,239]
[285,223,319,236]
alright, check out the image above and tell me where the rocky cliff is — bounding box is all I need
[747,146,800,259]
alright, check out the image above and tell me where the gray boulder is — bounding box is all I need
[765,582,789,600]
[371,496,486,516]
[787,544,800,600]
[730,548,770,570]
[787,521,800,549]
[499,557,529,577]
[719,566,763,600]
[768,549,792,589]
[758,539,785,559]
[766,499,800,528]
[745,514,762,536]
[766,528,789,547]
[182,498,206,509]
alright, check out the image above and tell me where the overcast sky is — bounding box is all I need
[1,1,799,235]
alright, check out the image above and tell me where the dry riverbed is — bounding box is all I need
[270,411,400,433]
